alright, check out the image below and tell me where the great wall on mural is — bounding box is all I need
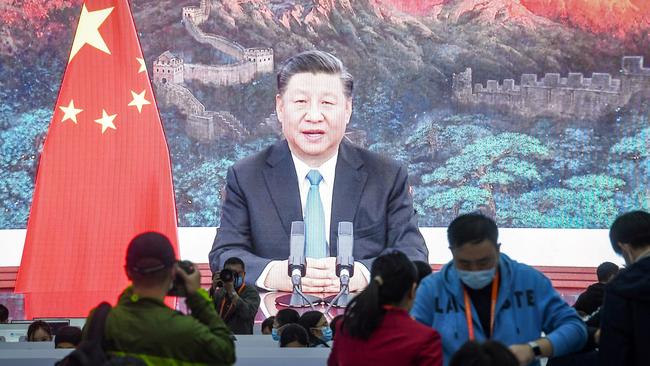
[452,56,650,120]
[152,0,274,142]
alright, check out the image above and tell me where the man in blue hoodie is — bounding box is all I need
[412,213,586,366]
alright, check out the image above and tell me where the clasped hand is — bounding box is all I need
[265,257,367,293]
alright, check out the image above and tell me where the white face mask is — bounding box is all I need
[457,267,496,289]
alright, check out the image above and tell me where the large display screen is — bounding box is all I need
[1,0,649,229]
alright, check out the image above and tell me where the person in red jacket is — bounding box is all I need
[328,251,443,366]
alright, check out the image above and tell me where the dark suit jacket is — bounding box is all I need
[208,140,428,284]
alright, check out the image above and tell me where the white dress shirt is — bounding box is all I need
[256,152,369,289]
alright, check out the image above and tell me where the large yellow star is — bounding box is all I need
[136,57,147,74]
[59,100,83,124]
[68,5,114,63]
[128,90,151,113]
[94,109,117,133]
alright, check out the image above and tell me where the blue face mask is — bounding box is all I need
[320,326,332,342]
[234,276,243,289]
[457,267,496,290]
[271,327,280,341]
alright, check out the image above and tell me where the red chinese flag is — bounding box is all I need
[14,0,178,318]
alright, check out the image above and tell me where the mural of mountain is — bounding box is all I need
[521,0,650,37]
[2,0,649,228]
[378,0,650,37]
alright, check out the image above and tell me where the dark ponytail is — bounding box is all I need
[342,251,416,339]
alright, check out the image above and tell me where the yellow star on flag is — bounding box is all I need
[69,5,114,63]
[59,100,83,124]
[94,109,117,133]
[136,57,147,74]
[128,90,151,113]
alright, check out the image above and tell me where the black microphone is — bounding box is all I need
[336,222,354,285]
[288,221,306,286]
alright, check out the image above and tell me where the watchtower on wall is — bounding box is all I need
[620,56,650,105]
[452,68,473,105]
[153,51,184,84]
[244,48,275,74]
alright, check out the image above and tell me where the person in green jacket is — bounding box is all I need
[84,232,235,366]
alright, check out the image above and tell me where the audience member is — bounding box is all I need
[414,260,433,285]
[328,251,442,366]
[573,261,619,316]
[279,324,309,348]
[271,308,300,341]
[449,340,518,366]
[212,257,261,334]
[0,304,8,323]
[329,314,343,339]
[27,320,53,342]
[599,210,650,366]
[54,326,82,349]
[261,316,275,335]
[411,212,586,366]
[82,232,234,365]
[297,310,331,347]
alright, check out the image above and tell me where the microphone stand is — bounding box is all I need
[324,269,352,312]
[275,269,321,309]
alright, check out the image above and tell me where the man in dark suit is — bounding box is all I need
[209,50,428,292]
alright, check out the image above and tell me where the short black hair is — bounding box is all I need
[261,316,275,333]
[596,261,619,283]
[609,210,650,254]
[0,304,8,323]
[413,260,432,285]
[275,308,300,327]
[54,326,82,348]
[330,314,344,339]
[277,50,353,98]
[450,340,518,366]
[447,212,499,249]
[279,323,309,347]
[224,257,245,270]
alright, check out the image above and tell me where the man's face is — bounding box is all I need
[225,263,244,277]
[276,72,352,166]
[451,239,500,272]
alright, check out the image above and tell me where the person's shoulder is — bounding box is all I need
[501,253,546,282]
[606,257,650,299]
[394,312,440,340]
[241,285,261,297]
[231,139,285,172]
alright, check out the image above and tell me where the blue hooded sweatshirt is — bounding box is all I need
[411,254,586,366]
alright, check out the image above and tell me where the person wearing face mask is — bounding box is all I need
[212,257,261,334]
[271,309,300,341]
[298,310,332,347]
[328,251,442,366]
[411,213,586,366]
[599,210,650,366]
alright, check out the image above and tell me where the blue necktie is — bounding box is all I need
[304,170,327,258]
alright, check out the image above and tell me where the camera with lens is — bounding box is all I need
[215,268,239,288]
[168,260,195,297]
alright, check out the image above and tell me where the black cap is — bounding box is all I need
[126,232,176,274]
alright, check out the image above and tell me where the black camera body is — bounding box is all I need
[168,260,195,297]
[215,268,239,288]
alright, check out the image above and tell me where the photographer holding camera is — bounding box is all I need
[82,232,235,365]
[211,257,261,334]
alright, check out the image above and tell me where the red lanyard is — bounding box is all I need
[462,270,499,340]
[219,284,246,319]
